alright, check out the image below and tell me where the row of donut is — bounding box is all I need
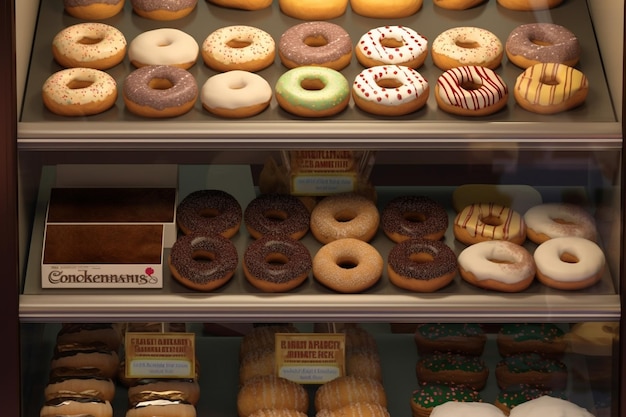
[168,190,605,294]
[63,0,566,22]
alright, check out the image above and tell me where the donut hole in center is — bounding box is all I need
[560,252,580,264]
[480,215,503,227]
[376,78,403,89]
[550,216,576,225]
[530,37,553,47]
[304,35,329,48]
[336,256,358,270]
[539,74,560,86]
[157,40,174,47]
[149,78,174,90]
[67,79,94,89]
[455,40,481,49]
[459,80,483,91]
[192,250,217,264]
[78,36,104,45]
[300,78,326,91]
[333,209,357,223]
[403,211,427,224]
[265,252,289,267]
[263,209,289,223]
[409,252,434,264]
[487,257,514,265]
[227,39,252,49]
[380,37,404,49]
[198,208,221,219]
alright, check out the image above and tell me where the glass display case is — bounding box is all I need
[4,0,624,416]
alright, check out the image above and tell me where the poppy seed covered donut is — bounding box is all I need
[381,195,448,242]
[176,189,242,237]
[244,193,311,240]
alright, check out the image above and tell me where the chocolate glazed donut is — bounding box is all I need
[244,193,310,240]
[381,196,449,243]
[176,189,242,237]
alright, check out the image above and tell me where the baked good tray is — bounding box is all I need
[17,0,620,145]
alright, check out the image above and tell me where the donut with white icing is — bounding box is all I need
[52,23,126,70]
[129,28,199,69]
[432,26,503,70]
[202,25,275,72]
[356,25,428,69]
[454,203,526,245]
[524,203,597,244]
[202,71,272,118]
[508,395,594,417]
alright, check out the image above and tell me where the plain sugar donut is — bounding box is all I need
[524,203,597,244]
[533,236,605,290]
[202,70,272,118]
[350,0,423,18]
[279,0,349,20]
[506,23,581,69]
[128,28,199,69]
[356,25,428,69]
[310,193,380,244]
[209,0,272,10]
[52,23,127,70]
[433,0,486,10]
[313,238,383,293]
[202,25,275,72]
[454,203,526,245]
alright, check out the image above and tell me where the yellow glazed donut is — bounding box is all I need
[279,0,349,20]
[131,0,198,20]
[433,0,486,10]
[209,0,272,10]
[432,27,503,70]
[497,0,563,10]
[202,25,276,72]
[454,203,526,245]
[310,193,380,244]
[514,63,589,114]
[350,0,423,18]
[202,70,272,118]
[313,238,383,293]
[52,23,127,70]
[128,28,199,69]
[356,26,428,69]
[42,68,118,116]
[63,0,125,20]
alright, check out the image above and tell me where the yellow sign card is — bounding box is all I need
[124,332,195,379]
[275,333,345,384]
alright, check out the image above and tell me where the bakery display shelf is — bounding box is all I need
[19,166,621,323]
[16,0,621,150]
[20,323,604,417]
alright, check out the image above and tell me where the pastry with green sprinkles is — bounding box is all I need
[416,352,489,390]
[495,352,568,391]
[414,323,486,356]
[497,323,566,358]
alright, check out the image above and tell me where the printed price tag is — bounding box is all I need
[124,332,195,379]
[275,333,345,384]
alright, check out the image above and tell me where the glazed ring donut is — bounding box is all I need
[433,0,486,10]
[63,0,125,20]
[42,68,118,117]
[123,65,198,118]
[387,238,457,292]
[381,195,448,242]
[40,397,113,417]
[356,26,428,69]
[168,233,238,291]
[313,238,383,293]
[314,375,387,411]
[201,70,272,118]
[51,348,119,378]
[352,65,429,116]
[432,27,503,71]
[533,236,605,290]
[202,25,275,73]
[435,66,509,117]
[524,203,597,244]
[506,23,581,69]
[279,22,353,71]
[209,0,272,10]
[131,0,198,20]
[278,0,349,20]
[237,375,309,417]
[52,23,126,70]
[243,235,312,292]
[310,193,380,244]
[514,62,589,114]
[44,375,115,401]
[317,403,390,417]
[176,189,242,237]
[244,193,311,240]
[275,66,350,118]
[350,0,423,19]
[457,240,536,292]
[454,203,526,245]
[126,397,196,417]
[128,28,199,69]
[496,0,563,10]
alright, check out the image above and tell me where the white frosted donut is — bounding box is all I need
[356,26,428,69]
[432,26,503,70]
[533,237,605,290]
[310,193,380,244]
[454,203,526,245]
[435,66,509,117]
[52,23,127,70]
[524,203,597,244]
[201,70,272,118]
[457,240,536,292]
[201,25,275,72]
[42,68,118,116]
[129,28,199,69]
[352,65,429,116]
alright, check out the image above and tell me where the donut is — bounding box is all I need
[128,28,199,69]
[42,68,117,116]
[131,0,198,20]
[497,323,566,358]
[312,238,383,293]
[496,0,563,10]
[315,375,387,412]
[352,65,429,116]
[278,0,349,20]
[432,27,503,70]
[208,0,272,10]
[506,396,595,417]
[40,397,113,417]
[237,375,309,417]
[346,349,383,381]
[457,240,535,292]
[524,203,597,244]
[410,383,482,417]
[414,323,486,356]
[63,0,125,20]
[435,66,508,117]
[356,26,428,69]
[310,193,379,243]
[239,324,299,359]
[387,238,457,292]
[494,384,552,415]
[453,203,526,245]
[123,65,198,118]
[350,0,423,18]
[50,346,120,378]
[127,378,201,406]
[52,23,126,70]
[168,232,238,292]
[44,375,116,401]
[201,70,272,118]
[317,403,390,417]
[381,196,448,242]
[176,189,242,237]
[202,26,275,72]
[429,402,505,417]
[416,352,489,390]
[513,62,589,114]
[342,326,379,354]
[239,347,275,385]
[244,193,311,240]
[275,66,350,118]
[56,323,122,351]
[278,22,353,71]
[533,236,605,290]
[433,0,486,10]
[495,352,568,390]
[506,23,581,69]
[126,397,197,417]
[249,410,308,417]
[243,235,312,292]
